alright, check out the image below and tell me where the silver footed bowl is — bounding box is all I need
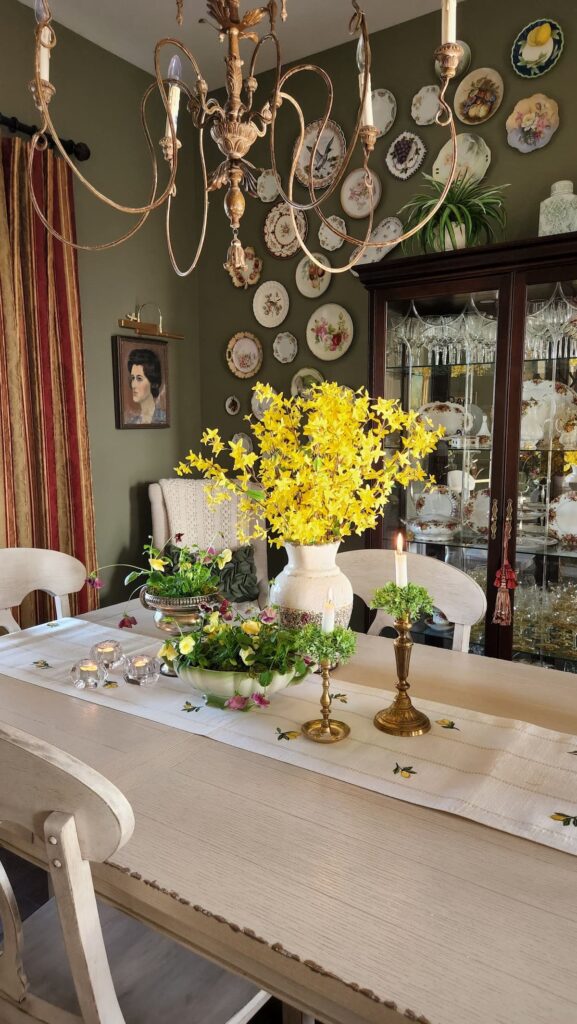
[140,589,221,635]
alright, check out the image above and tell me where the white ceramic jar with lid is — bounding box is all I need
[539,181,577,236]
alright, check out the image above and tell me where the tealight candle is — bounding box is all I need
[90,640,124,671]
[395,533,408,588]
[70,659,103,690]
[124,654,160,687]
[321,588,335,633]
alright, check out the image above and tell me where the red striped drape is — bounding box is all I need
[0,135,97,625]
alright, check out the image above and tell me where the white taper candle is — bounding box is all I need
[395,533,408,588]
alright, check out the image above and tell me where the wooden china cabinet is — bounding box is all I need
[358,232,577,669]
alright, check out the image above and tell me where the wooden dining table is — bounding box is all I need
[1,605,577,1024]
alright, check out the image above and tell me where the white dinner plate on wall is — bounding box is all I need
[306,304,354,361]
[252,281,289,328]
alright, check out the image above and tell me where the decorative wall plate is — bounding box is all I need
[231,432,254,454]
[264,202,308,259]
[549,492,577,545]
[290,367,324,397]
[411,85,441,126]
[257,168,280,203]
[416,400,473,436]
[371,88,397,138]
[273,331,298,364]
[454,68,504,125]
[252,280,289,328]
[306,303,354,361]
[386,132,426,180]
[225,245,262,289]
[350,216,403,269]
[295,253,331,298]
[293,119,347,189]
[506,94,559,153]
[407,516,460,542]
[415,486,460,519]
[435,40,471,79]
[463,489,491,537]
[225,395,241,416]
[318,214,347,251]
[433,133,491,184]
[226,332,263,379]
[251,388,277,421]
[340,168,382,219]
[511,20,563,78]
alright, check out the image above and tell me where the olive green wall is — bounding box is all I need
[1,0,200,599]
[196,0,577,453]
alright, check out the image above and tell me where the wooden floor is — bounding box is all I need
[0,850,288,1023]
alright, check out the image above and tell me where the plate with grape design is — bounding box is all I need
[386,132,426,180]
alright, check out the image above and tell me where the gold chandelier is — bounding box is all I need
[29,0,462,275]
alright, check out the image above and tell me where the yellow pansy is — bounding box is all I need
[158,642,177,662]
[203,611,221,635]
[216,548,232,569]
[149,557,166,572]
[178,635,196,655]
[241,619,261,636]
[239,647,256,665]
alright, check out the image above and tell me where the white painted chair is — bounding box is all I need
[0,721,274,1024]
[336,549,487,653]
[0,548,87,634]
[149,480,269,607]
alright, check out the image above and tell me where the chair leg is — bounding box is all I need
[281,1005,315,1024]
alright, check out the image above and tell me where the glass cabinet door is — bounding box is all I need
[514,272,577,671]
[381,287,500,655]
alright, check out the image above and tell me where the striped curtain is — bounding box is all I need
[0,135,97,625]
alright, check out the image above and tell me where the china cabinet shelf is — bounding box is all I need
[361,231,577,666]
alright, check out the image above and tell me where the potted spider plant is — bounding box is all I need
[399,174,508,253]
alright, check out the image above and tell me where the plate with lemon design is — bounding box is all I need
[511,20,563,78]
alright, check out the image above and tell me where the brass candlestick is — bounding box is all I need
[301,658,350,743]
[373,618,430,737]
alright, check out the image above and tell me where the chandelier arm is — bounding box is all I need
[164,128,211,278]
[31,27,177,216]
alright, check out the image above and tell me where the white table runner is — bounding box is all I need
[1,618,577,856]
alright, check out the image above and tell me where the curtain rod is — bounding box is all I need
[0,112,90,161]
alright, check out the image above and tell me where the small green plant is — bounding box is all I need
[399,173,508,254]
[295,624,357,665]
[372,583,433,623]
[87,537,232,600]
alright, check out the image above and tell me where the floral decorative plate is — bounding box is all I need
[225,395,241,416]
[273,331,298,364]
[290,367,324,397]
[252,280,289,328]
[416,400,473,436]
[306,303,354,362]
[435,40,471,79]
[264,202,308,259]
[506,94,559,153]
[411,85,441,126]
[454,68,504,125]
[293,119,347,189]
[511,20,563,78]
[548,492,577,545]
[225,245,262,289]
[386,132,426,180]
[407,516,460,542]
[231,432,254,454]
[257,168,280,203]
[318,214,347,252]
[251,388,277,421]
[295,253,331,298]
[415,486,460,519]
[350,216,403,271]
[433,133,491,184]
[226,332,263,379]
[463,488,491,537]
[340,168,382,219]
[371,88,397,138]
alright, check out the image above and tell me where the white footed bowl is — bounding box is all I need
[176,666,305,700]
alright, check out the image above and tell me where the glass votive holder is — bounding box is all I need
[70,658,105,690]
[123,654,161,687]
[90,640,125,675]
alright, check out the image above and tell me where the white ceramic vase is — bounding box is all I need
[539,181,577,237]
[269,542,353,628]
[441,223,467,251]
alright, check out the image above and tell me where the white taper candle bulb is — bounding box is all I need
[321,587,335,633]
[441,0,457,44]
[395,533,408,588]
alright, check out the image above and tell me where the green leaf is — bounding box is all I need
[124,570,141,586]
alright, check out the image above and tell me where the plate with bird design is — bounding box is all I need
[293,119,347,189]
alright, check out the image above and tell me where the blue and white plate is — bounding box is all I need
[511,20,563,78]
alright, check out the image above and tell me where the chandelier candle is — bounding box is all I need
[34,0,51,81]
[395,533,408,588]
[441,0,457,44]
[356,36,374,128]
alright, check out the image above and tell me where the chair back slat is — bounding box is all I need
[337,549,486,653]
[0,548,87,633]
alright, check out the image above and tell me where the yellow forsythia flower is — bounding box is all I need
[178,635,196,655]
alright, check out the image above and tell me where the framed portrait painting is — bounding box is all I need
[112,336,170,429]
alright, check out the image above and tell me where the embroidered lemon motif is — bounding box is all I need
[182,701,202,713]
[393,762,417,779]
[436,718,459,730]
[276,727,300,742]
[550,812,577,827]
[103,681,118,689]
